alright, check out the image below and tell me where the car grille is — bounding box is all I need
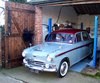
[26,59,45,67]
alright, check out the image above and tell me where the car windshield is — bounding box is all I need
[45,33,74,44]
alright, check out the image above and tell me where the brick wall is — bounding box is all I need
[34,6,43,45]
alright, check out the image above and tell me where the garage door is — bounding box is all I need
[2,2,35,68]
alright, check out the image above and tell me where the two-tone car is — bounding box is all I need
[22,29,93,78]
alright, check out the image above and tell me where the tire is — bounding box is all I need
[57,60,69,78]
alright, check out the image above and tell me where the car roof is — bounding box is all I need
[52,29,86,34]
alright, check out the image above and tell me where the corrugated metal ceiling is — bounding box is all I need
[73,4,100,15]
[28,0,100,15]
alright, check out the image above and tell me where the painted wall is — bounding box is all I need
[78,14,100,50]
[42,6,78,41]
[42,6,77,25]
[78,14,96,29]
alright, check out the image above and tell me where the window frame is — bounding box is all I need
[82,31,90,41]
[75,32,82,43]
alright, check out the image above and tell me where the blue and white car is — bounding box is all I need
[22,29,93,78]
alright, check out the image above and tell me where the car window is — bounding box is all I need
[56,34,65,41]
[65,34,74,44]
[76,33,82,42]
[45,33,74,44]
[82,32,90,41]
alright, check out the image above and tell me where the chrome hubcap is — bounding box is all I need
[60,61,68,76]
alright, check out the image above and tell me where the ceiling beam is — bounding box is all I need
[33,0,100,6]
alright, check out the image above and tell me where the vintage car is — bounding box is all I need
[22,29,93,78]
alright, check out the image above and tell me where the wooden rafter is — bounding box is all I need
[35,0,100,6]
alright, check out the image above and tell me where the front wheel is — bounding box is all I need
[57,60,69,78]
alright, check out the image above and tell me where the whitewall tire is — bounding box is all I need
[57,60,69,78]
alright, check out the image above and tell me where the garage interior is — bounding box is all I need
[28,0,100,72]
[0,0,100,73]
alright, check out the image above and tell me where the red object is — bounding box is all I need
[52,29,86,34]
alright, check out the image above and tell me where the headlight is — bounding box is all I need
[45,64,49,68]
[23,59,27,64]
[47,55,53,62]
[22,51,26,57]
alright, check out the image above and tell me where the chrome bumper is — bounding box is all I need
[23,59,57,72]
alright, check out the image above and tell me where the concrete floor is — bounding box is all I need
[0,73,23,83]
[0,67,100,83]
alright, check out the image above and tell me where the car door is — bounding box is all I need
[70,32,83,65]
[75,32,84,62]
[81,31,92,58]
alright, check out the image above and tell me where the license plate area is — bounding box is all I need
[30,69,40,73]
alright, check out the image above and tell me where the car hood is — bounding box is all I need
[24,42,69,57]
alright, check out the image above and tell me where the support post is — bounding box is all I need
[80,22,83,30]
[89,16,99,68]
[92,16,98,68]
[48,18,52,34]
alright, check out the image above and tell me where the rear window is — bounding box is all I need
[82,32,90,41]
[76,33,82,42]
